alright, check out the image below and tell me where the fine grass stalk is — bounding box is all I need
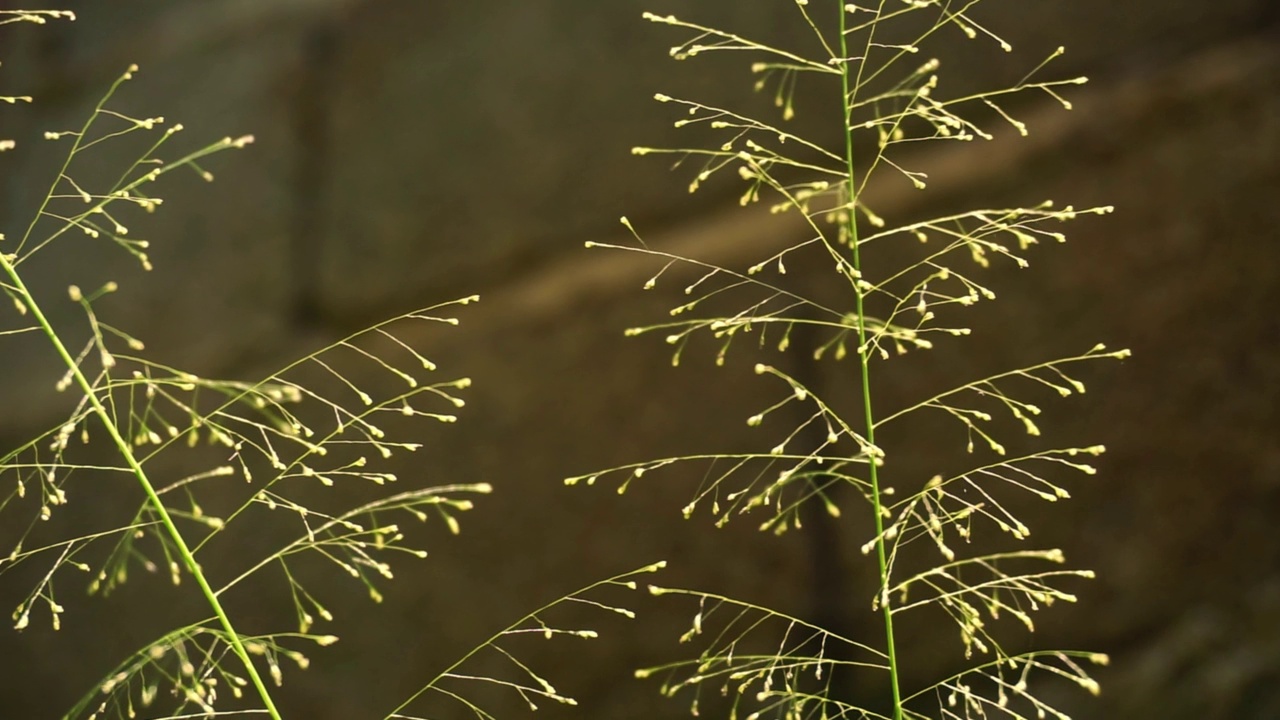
[3,10,644,719]
[569,3,1129,718]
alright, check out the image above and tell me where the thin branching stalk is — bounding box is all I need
[0,240,285,720]
[570,2,1128,718]
[839,2,904,716]
[1,34,282,715]
[383,563,665,719]
[5,14,655,720]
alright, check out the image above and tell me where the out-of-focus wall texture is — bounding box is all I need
[1,1,1277,718]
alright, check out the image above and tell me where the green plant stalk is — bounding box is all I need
[0,258,284,720]
[838,3,903,718]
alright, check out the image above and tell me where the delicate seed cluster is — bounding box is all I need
[0,24,529,720]
[570,2,1127,719]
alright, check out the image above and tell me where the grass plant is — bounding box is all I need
[567,2,1130,719]
[1,10,652,719]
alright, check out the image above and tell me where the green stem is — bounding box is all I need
[838,3,903,719]
[0,257,284,720]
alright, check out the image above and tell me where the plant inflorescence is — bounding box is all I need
[1,10,650,719]
[568,2,1129,719]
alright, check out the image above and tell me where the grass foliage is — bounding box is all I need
[2,3,1131,719]
[1,9,653,719]
[567,2,1128,719]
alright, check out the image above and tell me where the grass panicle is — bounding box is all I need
[569,3,1128,719]
[2,10,645,719]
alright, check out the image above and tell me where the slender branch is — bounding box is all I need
[839,2,904,718]
[0,256,284,720]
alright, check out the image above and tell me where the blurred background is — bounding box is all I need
[1,1,1278,718]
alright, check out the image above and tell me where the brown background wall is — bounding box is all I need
[1,1,1278,718]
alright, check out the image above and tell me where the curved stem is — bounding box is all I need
[0,256,284,720]
[838,2,904,718]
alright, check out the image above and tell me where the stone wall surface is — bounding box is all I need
[1,1,1278,719]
